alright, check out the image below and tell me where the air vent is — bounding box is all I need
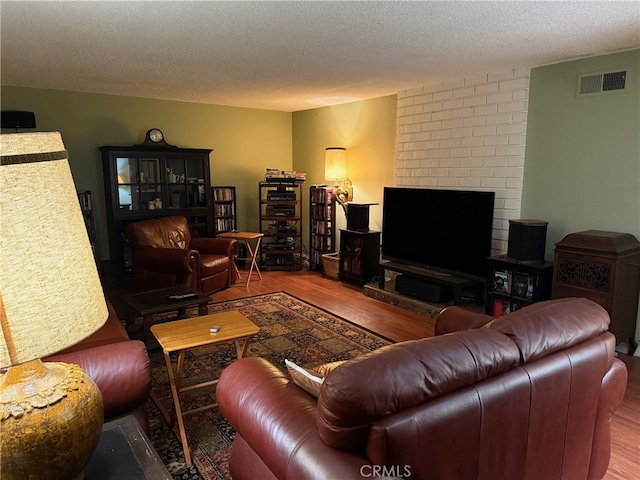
[577,69,629,97]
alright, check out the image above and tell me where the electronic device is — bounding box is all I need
[1,110,36,129]
[506,219,548,263]
[209,326,220,333]
[395,274,453,303]
[264,254,294,266]
[382,187,495,279]
[266,205,295,217]
[167,292,198,300]
[267,190,296,201]
[268,222,296,234]
[263,240,295,250]
[346,203,377,231]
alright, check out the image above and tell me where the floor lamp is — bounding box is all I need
[0,132,108,479]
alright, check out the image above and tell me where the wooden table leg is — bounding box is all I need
[162,349,191,467]
[234,336,251,358]
[244,237,263,287]
[198,302,209,316]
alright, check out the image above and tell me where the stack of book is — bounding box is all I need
[265,168,306,183]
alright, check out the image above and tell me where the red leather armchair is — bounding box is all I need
[44,303,151,433]
[126,216,238,295]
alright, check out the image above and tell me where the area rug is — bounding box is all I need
[146,292,393,480]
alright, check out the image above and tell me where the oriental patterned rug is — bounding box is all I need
[145,292,392,480]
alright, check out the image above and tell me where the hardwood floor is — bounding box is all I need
[213,269,435,342]
[110,268,639,477]
[214,269,639,478]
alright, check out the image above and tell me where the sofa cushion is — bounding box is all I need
[317,329,520,452]
[200,253,231,277]
[489,297,610,363]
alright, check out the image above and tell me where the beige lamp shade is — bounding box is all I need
[325,147,347,180]
[0,132,108,368]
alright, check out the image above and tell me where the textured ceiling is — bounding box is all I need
[1,1,639,112]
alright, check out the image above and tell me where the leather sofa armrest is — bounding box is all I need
[217,357,374,480]
[133,247,198,275]
[435,306,494,336]
[45,340,151,421]
[588,357,628,478]
[190,237,238,257]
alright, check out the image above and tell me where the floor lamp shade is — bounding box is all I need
[0,132,107,479]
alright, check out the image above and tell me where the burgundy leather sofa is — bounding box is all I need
[217,298,628,480]
[126,215,238,295]
[44,302,152,432]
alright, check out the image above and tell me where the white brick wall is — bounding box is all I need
[396,68,531,254]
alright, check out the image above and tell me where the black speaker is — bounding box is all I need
[507,219,548,263]
[346,203,373,231]
[1,111,36,129]
[395,275,453,303]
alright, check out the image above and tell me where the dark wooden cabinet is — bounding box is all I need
[486,255,554,316]
[339,229,380,283]
[552,230,640,345]
[100,145,213,275]
[309,185,336,271]
[212,186,237,235]
[258,182,303,271]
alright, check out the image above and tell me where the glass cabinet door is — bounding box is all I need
[166,157,188,209]
[115,157,162,211]
[116,157,135,210]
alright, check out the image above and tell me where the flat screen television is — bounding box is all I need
[382,187,495,279]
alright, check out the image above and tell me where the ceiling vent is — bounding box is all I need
[577,69,629,97]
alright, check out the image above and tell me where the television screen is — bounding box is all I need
[382,187,495,279]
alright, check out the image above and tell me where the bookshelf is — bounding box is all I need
[309,185,336,271]
[212,186,237,235]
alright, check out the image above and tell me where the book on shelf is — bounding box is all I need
[212,187,235,202]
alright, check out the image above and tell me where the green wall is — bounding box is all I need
[523,49,640,347]
[0,87,292,261]
[292,95,397,247]
[523,49,640,253]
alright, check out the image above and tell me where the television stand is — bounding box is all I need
[378,260,484,306]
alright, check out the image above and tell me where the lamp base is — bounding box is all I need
[0,359,103,480]
[334,178,353,216]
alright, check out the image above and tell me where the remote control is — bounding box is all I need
[167,292,198,300]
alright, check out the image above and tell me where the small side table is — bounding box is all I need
[120,285,210,339]
[150,311,260,467]
[85,415,171,480]
[218,231,264,287]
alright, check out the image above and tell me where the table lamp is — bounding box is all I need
[325,147,353,216]
[0,132,108,479]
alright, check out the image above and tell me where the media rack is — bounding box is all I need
[258,182,303,271]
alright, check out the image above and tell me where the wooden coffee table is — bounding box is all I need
[120,285,210,335]
[150,311,260,467]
